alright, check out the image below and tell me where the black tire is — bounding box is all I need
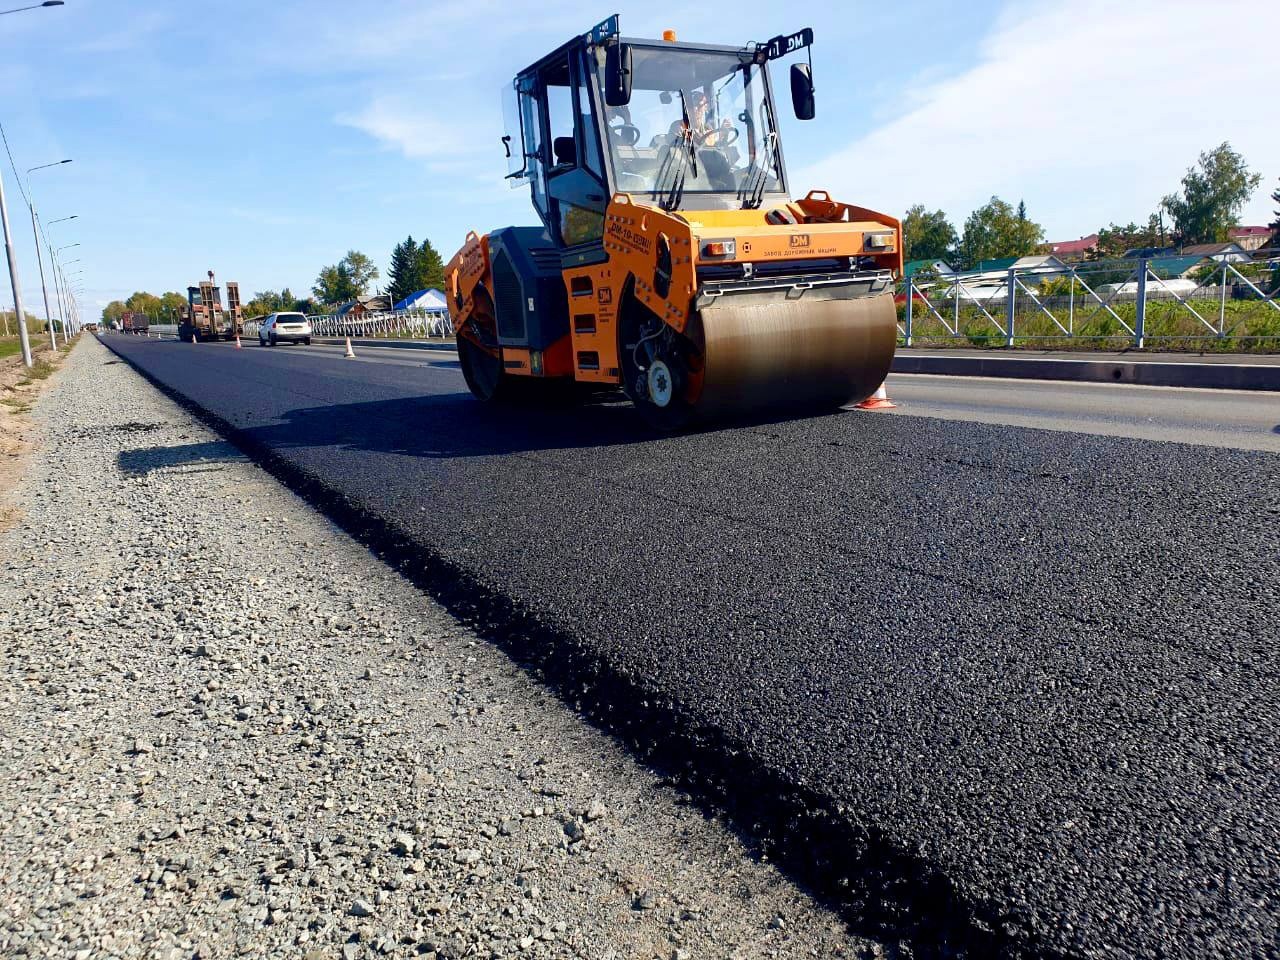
[458,336,510,402]
[304,338,312,346]
[457,287,516,403]
[269,333,277,347]
[618,292,696,431]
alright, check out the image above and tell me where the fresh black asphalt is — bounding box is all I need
[100,336,1280,959]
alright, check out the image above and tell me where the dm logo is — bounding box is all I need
[789,234,811,248]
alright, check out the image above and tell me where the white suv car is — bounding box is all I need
[259,312,312,346]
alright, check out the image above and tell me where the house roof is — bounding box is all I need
[1122,246,1176,259]
[1147,255,1208,278]
[970,256,1018,273]
[1229,226,1271,239]
[1013,255,1067,270]
[336,295,393,315]
[1048,234,1098,255]
[1180,242,1245,257]
[904,259,953,278]
[959,255,1067,279]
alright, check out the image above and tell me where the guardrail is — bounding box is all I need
[899,254,1280,349]
[308,309,452,340]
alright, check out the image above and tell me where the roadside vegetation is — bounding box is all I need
[900,142,1278,351]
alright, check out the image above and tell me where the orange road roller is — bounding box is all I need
[445,16,901,428]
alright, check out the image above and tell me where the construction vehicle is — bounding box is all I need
[445,16,900,427]
[120,311,149,335]
[178,271,243,342]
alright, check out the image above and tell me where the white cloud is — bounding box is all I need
[336,99,467,161]
[798,0,1280,238]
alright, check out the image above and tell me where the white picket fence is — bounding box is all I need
[308,309,452,340]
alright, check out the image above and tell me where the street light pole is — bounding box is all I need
[0,171,34,367]
[29,204,57,348]
[28,160,72,348]
[0,1,65,13]
[56,257,79,336]
[46,216,74,332]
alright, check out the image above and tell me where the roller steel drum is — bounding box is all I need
[691,288,897,420]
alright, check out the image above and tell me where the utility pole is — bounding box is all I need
[49,239,66,331]
[29,204,56,348]
[0,171,33,367]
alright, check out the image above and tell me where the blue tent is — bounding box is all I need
[394,288,448,312]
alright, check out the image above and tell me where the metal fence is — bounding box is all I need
[898,254,1280,348]
[308,309,452,340]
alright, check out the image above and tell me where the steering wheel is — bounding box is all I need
[694,125,740,147]
[609,124,641,147]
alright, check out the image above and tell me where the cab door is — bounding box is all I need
[543,49,609,253]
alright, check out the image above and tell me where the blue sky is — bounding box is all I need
[1,0,1276,319]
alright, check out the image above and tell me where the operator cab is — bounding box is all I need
[503,17,816,252]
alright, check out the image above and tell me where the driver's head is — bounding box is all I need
[690,90,708,122]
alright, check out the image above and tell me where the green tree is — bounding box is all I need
[313,263,357,305]
[124,291,163,320]
[958,196,1044,268]
[340,250,378,296]
[314,251,378,303]
[386,236,420,305]
[159,291,187,323]
[102,300,126,325]
[414,238,446,292]
[1090,215,1167,260]
[1269,179,1279,242]
[901,205,958,263]
[1160,142,1262,245]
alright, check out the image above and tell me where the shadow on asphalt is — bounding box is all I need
[120,391,848,464]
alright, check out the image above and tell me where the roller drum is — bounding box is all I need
[692,288,897,420]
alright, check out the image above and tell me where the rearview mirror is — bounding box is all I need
[790,63,815,120]
[604,42,633,107]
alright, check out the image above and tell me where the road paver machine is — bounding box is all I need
[446,16,901,427]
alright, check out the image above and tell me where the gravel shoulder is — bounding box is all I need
[0,336,74,532]
[0,337,878,959]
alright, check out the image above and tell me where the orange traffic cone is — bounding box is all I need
[191,331,198,344]
[234,334,242,349]
[343,336,355,359]
[855,381,897,410]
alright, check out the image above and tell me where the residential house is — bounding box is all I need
[337,295,393,317]
[1177,242,1249,263]
[903,260,954,279]
[1227,226,1271,252]
[1047,234,1098,260]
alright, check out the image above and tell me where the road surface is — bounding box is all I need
[100,335,1280,959]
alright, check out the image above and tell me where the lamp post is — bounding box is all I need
[27,159,72,347]
[57,255,80,336]
[0,1,65,13]
[65,270,84,335]
[0,0,64,365]
[46,215,75,333]
[0,170,34,366]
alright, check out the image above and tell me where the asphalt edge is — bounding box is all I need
[891,353,1280,390]
[96,335,1072,960]
[312,337,457,353]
